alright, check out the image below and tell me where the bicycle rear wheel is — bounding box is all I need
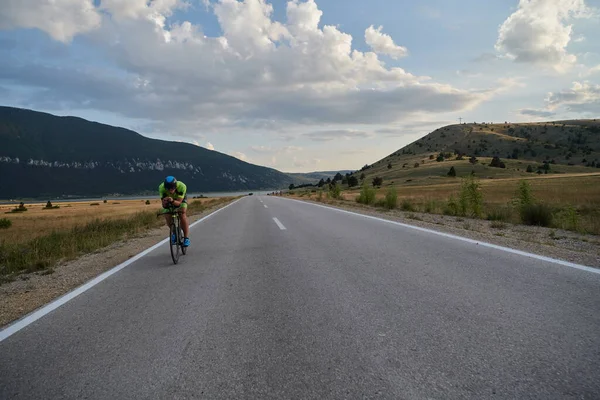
[170,222,180,264]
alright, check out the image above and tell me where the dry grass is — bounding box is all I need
[0,197,234,282]
[0,197,226,245]
[292,174,600,235]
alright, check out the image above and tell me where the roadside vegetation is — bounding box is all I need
[0,197,235,284]
[285,165,600,236]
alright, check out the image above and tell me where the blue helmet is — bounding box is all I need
[164,176,177,190]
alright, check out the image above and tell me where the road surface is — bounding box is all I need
[1,196,599,399]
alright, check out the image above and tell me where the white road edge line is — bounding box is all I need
[0,197,245,342]
[280,197,600,275]
[273,217,286,230]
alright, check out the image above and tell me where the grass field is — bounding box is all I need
[291,173,600,235]
[0,197,234,282]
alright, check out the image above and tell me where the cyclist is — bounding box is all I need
[159,176,190,247]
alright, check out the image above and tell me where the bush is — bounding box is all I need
[520,204,553,227]
[444,196,459,216]
[490,221,506,229]
[0,218,12,229]
[103,199,107,204]
[401,199,415,211]
[45,201,53,209]
[90,203,100,206]
[347,175,359,187]
[458,175,483,218]
[553,206,580,232]
[526,165,533,173]
[447,166,456,177]
[372,176,383,187]
[486,207,511,221]
[329,183,342,199]
[385,187,398,209]
[356,183,376,205]
[145,200,151,205]
[489,156,506,168]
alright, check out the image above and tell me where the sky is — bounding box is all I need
[1,0,600,173]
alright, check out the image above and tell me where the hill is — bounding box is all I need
[355,120,600,185]
[287,170,354,184]
[0,107,291,198]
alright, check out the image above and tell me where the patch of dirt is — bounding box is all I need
[0,200,236,328]
[291,197,600,269]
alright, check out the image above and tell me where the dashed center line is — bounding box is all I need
[264,205,268,208]
[273,217,286,230]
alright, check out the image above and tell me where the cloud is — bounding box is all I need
[251,145,274,153]
[473,53,501,63]
[365,25,407,59]
[205,142,215,150]
[0,0,101,42]
[495,0,591,72]
[518,109,557,117]
[545,81,600,113]
[303,129,372,141]
[0,0,494,137]
[231,151,248,161]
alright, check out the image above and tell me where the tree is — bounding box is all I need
[469,156,478,165]
[45,201,53,209]
[289,183,295,190]
[436,154,444,162]
[334,172,343,181]
[447,166,456,177]
[489,156,506,168]
[317,178,325,187]
[360,173,366,182]
[348,175,359,187]
[526,165,533,173]
[326,177,331,184]
[372,176,383,187]
[387,162,392,169]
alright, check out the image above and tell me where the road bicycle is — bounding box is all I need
[158,206,187,264]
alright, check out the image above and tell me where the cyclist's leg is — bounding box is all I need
[179,203,189,238]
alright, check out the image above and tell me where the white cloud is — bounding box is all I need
[495,0,591,72]
[304,129,372,141]
[0,0,101,42]
[365,25,407,59]
[518,108,557,118]
[232,151,248,161]
[205,142,215,150]
[0,0,495,139]
[545,81,600,113]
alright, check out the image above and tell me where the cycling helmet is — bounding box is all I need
[164,176,177,190]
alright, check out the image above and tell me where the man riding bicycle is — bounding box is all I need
[159,176,190,247]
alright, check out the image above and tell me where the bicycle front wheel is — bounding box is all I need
[170,222,180,264]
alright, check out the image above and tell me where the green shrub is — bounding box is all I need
[553,206,580,232]
[486,207,511,221]
[385,187,398,209]
[401,199,415,211]
[444,196,460,216]
[329,183,342,199]
[356,183,376,205]
[145,200,151,205]
[520,203,553,227]
[0,218,12,229]
[458,175,483,218]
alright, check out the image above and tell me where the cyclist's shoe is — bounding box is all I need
[183,237,190,247]
[171,234,177,244]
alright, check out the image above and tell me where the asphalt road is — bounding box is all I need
[1,196,599,399]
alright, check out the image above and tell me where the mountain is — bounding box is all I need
[0,106,291,198]
[356,119,600,183]
[287,170,354,184]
